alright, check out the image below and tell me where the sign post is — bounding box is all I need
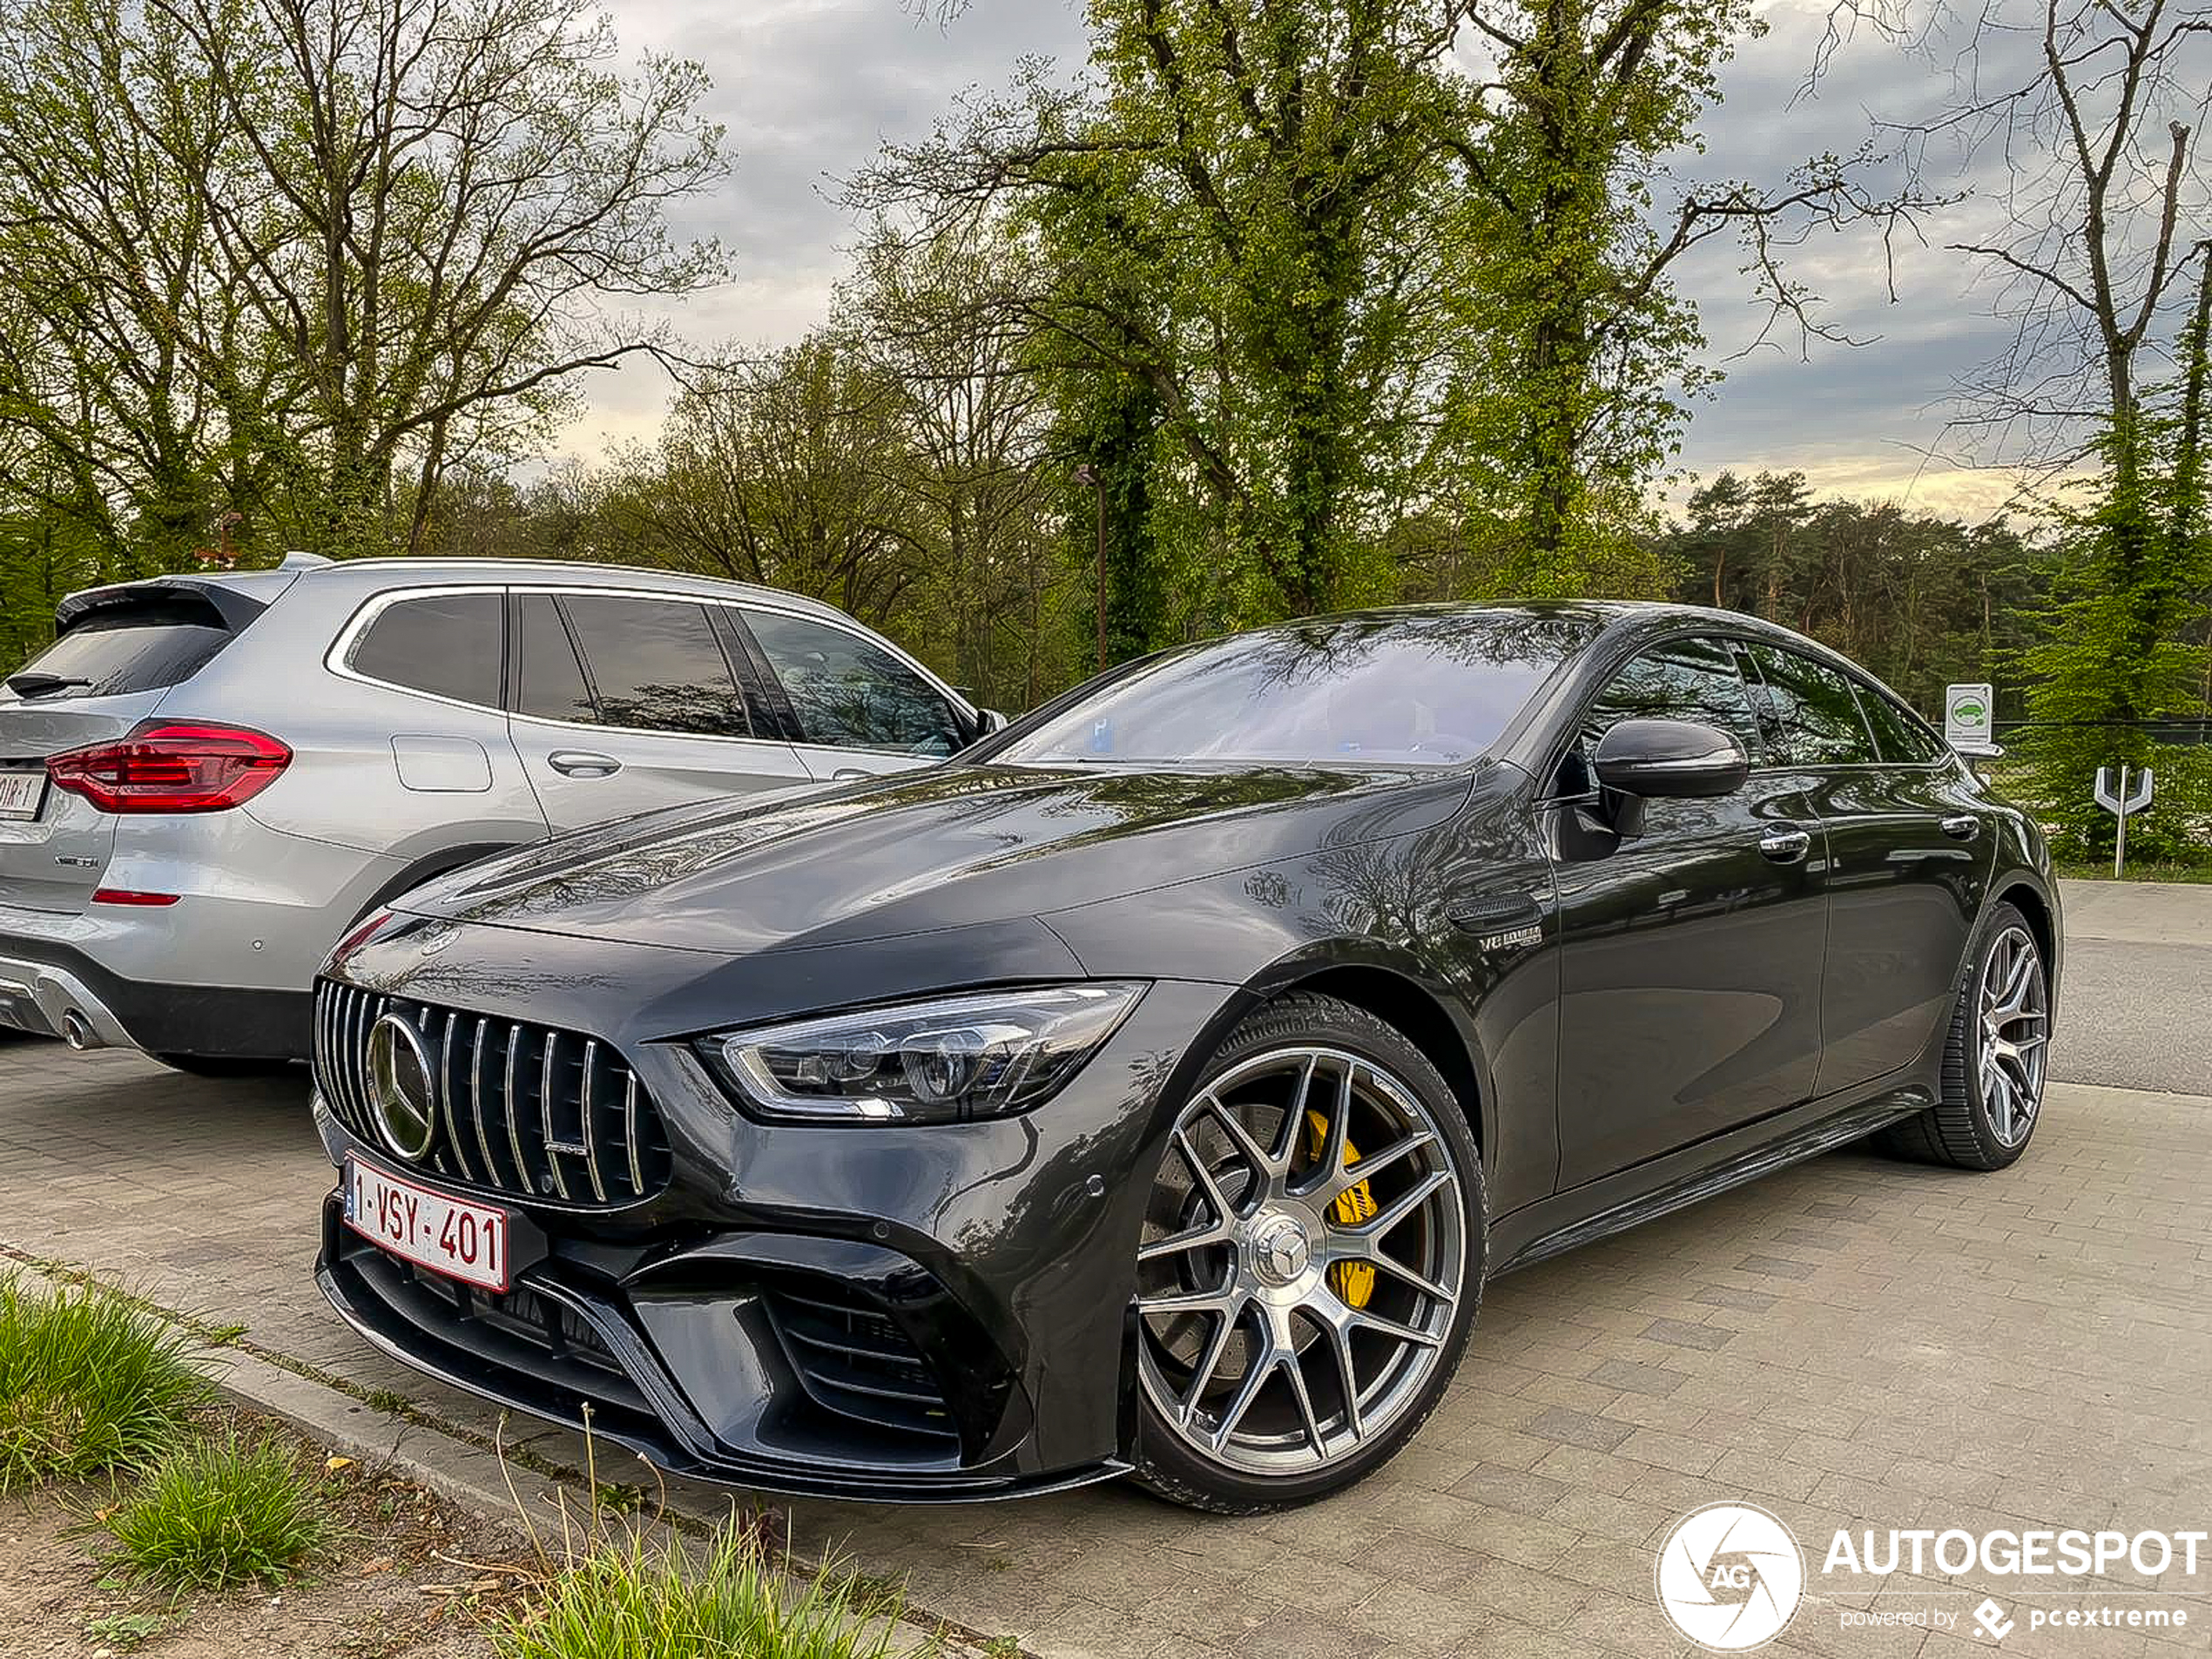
[1945,684,1994,751]
[2094,765,2155,878]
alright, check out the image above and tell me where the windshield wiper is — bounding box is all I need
[4,671,94,698]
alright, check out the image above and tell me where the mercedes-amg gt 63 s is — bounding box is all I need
[311,602,2058,1514]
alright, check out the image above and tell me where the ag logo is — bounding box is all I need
[1655,1502,1804,1651]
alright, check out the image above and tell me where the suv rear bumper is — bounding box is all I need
[0,936,308,1057]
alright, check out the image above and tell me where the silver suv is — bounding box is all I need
[0,556,988,1070]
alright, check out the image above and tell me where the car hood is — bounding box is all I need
[390,761,1471,956]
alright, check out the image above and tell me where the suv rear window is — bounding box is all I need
[349,593,504,708]
[556,594,753,738]
[9,594,242,698]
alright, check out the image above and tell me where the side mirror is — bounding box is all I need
[1593,718,1749,799]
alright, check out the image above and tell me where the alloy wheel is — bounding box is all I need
[1979,925,2048,1148]
[1135,1047,1466,1478]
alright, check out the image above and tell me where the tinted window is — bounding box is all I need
[991,612,1597,767]
[516,595,596,725]
[745,611,964,756]
[558,596,751,738]
[1580,637,1763,761]
[1747,644,1877,766]
[11,597,239,698]
[350,593,503,708]
[1853,682,1948,765]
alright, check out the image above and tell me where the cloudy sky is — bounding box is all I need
[562,0,2047,520]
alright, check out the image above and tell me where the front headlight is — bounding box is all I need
[699,982,1148,1124]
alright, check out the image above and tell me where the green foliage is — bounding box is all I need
[2016,265,2212,866]
[81,1610,172,1650]
[102,1433,337,1592]
[1657,470,2056,717]
[0,0,727,577]
[0,1277,210,1493]
[494,1527,924,1659]
[1445,0,1757,590]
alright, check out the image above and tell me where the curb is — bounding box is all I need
[201,1341,574,1539]
[8,1254,1003,1658]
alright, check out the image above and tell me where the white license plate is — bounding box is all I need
[0,771,44,821]
[342,1158,512,1292]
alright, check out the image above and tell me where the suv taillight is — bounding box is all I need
[47,721,292,813]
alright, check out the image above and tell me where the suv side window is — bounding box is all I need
[1852,680,1948,765]
[1579,636,1764,762]
[744,610,965,756]
[350,593,504,709]
[554,595,753,739]
[515,594,597,725]
[1746,644,1878,766]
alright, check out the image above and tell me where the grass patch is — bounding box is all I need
[103,1434,338,1592]
[494,1526,925,1659]
[0,1277,210,1493]
[82,1610,172,1650]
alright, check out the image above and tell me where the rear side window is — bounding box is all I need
[1852,682,1948,765]
[1580,637,1764,762]
[744,610,964,756]
[556,595,752,738]
[11,597,238,698]
[1746,645,1878,766]
[516,595,597,725]
[348,593,504,708]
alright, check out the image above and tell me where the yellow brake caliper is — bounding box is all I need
[1305,1111,1376,1307]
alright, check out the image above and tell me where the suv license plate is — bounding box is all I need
[342,1157,512,1292]
[0,772,44,820]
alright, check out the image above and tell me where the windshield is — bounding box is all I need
[993,610,1599,769]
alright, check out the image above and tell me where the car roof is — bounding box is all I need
[282,556,860,623]
[1253,598,1858,662]
[66,555,865,631]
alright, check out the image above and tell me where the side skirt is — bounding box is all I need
[1487,1090,1927,1278]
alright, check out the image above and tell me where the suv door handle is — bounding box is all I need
[1758,826,1813,865]
[831,768,871,782]
[1940,813,1981,841]
[548,751,622,778]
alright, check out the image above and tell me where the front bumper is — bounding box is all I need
[317,1188,1125,1501]
[310,913,1249,1501]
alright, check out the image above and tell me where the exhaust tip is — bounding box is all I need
[59,1011,99,1051]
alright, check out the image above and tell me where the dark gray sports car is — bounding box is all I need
[310,602,2057,1513]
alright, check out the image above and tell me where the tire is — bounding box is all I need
[1875,900,2050,1171]
[1130,992,1487,1514]
[152,1054,300,1079]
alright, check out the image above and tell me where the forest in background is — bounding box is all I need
[0,0,2206,860]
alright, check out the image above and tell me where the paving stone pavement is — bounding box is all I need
[4,880,2211,1658]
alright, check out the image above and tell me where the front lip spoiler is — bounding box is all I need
[314,1223,1130,1506]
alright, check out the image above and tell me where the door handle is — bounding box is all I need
[1758,826,1813,865]
[1446,894,1542,933]
[1940,814,1981,841]
[831,768,871,783]
[548,751,622,778]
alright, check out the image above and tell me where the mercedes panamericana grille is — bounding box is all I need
[313,604,2059,1512]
